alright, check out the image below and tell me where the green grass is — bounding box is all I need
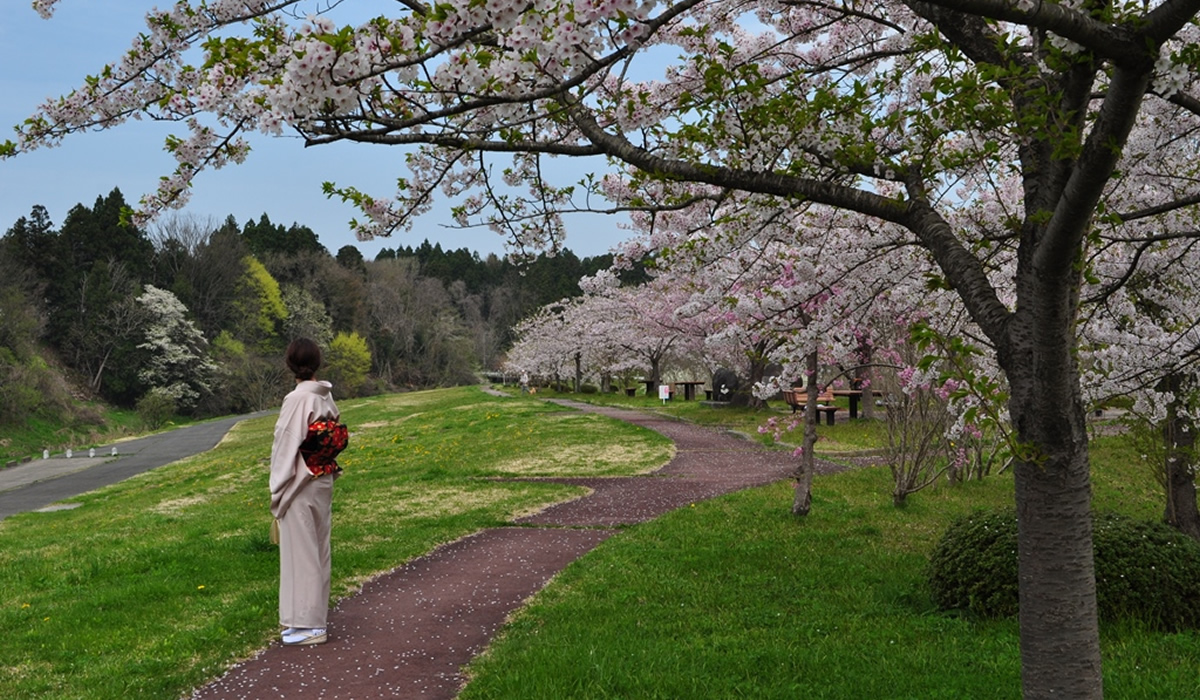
[3,385,1198,698]
[461,474,1200,698]
[461,475,1021,699]
[0,387,670,699]
[509,384,887,457]
[458,388,1200,699]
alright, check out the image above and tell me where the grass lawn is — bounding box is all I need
[2,384,1198,698]
[458,386,1200,699]
[0,386,670,699]
[514,385,894,465]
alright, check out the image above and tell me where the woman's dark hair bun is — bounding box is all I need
[285,338,322,380]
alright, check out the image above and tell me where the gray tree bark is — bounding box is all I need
[1161,373,1200,540]
[792,351,820,516]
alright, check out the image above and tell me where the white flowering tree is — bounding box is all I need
[578,271,706,385]
[555,285,651,391]
[136,284,217,412]
[506,275,697,391]
[18,0,1200,693]
[505,299,588,388]
[1081,235,1200,540]
[281,285,334,348]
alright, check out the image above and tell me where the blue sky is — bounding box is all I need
[0,3,629,259]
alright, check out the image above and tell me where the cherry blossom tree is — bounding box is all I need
[505,298,591,387]
[1081,234,1200,540]
[17,0,1200,695]
[580,271,708,384]
[626,204,865,510]
[649,201,1010,510]
[505,273,698,390]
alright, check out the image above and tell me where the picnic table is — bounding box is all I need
[831,389,886,419]
[675,381,705,401]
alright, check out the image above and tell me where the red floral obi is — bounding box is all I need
[299,419,349,478]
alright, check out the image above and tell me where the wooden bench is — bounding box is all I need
[781,388,841,425]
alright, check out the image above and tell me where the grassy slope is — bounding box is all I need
[1,406,148,465]
[0,387,671,699]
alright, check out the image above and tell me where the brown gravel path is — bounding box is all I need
[190,399,843,700]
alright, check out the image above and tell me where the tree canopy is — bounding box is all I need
[13,1,1200,696]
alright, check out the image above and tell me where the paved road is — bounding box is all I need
[0,411,271,521]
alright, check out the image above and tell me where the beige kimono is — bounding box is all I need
[269,380,339,630]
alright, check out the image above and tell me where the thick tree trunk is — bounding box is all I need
[574,352,582,393]
[1163,434,1200,541]
[1006,314,1103,699]
[792,351,819,516]
[1012,434,1100,698]
[1162,374,1200,541]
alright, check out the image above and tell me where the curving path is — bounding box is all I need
[189,399,847,699]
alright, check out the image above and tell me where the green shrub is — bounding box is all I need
[1092,512,1200,630]
[580,383,599,394]
[926,508,1020,618]
[136,389,176,430]
[927,508,1200,631]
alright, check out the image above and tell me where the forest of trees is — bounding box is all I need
[0,187,634,428]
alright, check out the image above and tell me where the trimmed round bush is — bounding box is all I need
[927,508,1020,618]
[927,508,1200,631]
[1092,512,1200,630]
